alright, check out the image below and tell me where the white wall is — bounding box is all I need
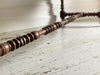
[0,0,99,33]
[0,0,54,33]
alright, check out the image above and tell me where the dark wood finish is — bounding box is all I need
[0,14,82,56]
[60,0,100,20]
[60,0,66,20]
[17,37,25,46]
[23,35,30,44]
[64,12,100,18]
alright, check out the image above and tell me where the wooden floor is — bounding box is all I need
[0,0,100,75]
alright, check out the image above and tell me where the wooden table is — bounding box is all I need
[0,0,100,75]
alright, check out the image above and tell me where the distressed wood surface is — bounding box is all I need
[0,20,100,75]
[0,0,100,75]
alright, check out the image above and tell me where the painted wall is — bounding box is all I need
[0,0,99,33]
[0,0,57,33]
